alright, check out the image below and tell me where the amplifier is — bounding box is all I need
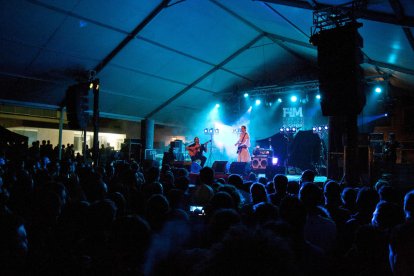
[253,148,273,156]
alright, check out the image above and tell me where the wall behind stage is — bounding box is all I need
[249,100,327,141]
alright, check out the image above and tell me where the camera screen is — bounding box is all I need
[189,206,204,215]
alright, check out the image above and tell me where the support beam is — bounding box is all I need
[366,59,414,76]
[94,0,170,73]
[58,107,65,161]
[257,0,414,27]
[266,33,316,49]
[145,33,265,118]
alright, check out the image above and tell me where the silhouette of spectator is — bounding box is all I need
[341,187,357,214]
[250,182,268,205]
[228,173,250,204]
[205,208,241,246]
[323,180,351,232]
[218,184,243,209]
[300,169,316,186]
[145,194,170,232]
[343,187,379,253]
[389,189,414,275]
[299,182,336,253]
[268,174,288,207]
[378,185,401,205]
[253,202,279,225]
[277,196,329,275]
[287,180,300,197]
[348,201,404,276]
[108,215,151,274]
[195,225,297,276]
[0,213,29,274]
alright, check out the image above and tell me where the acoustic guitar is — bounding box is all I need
[187,140,211,157]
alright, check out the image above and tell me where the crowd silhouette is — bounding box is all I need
[0,140,413,275]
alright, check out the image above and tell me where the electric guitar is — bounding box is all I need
[236,144,247,154]
[187,140,211,157]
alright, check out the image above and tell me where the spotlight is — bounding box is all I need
[318,126,322,131]
[215,103,220,108]
[292,127,296,132]
[290,96,297,103]
[324,125,328,130]
[209,128,214,134]
[385,113,388,117]
[272,157,278,165]
[215,128,219,134]
[277,98,282,103]
[244,93,249,98]
[312,127,317,132]
[316,94,321,100]
[286,127,290,132]
[204,128,208,134]
[280,127,284,132]
[255,99,261,106]
[375,87,382,93]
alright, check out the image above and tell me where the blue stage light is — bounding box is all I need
[215,103,220,108]
[277,98,282,103]
[255,99,261,106]
[244,93,249,98]
[316,94,321,100]
[375,87,382,93]
[290,96,297,103]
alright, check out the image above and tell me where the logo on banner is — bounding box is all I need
[282,107,304,129]
[283,107,303,118]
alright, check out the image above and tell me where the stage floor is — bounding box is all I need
[286,174,327,183]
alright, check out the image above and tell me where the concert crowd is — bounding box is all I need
[0,140,413,275]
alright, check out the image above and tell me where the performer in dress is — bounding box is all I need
[235,125,251,162]
[186,137,209,167]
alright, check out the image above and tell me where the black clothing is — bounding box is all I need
[189,143,207,167]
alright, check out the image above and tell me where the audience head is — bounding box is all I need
[287,181,300,196]
[371,200,405,229]
[324,180,341,205]
[227,174,243,189]
[273,174,288,194]
[199,167,215,185]
[300,169,315,185]
[356,186,379,214]
[299,182,323,211]
[253,202,279,225]
[250,183,267,205]
[341,187,357,211]
[378,185,400,204]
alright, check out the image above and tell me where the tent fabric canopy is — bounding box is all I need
[0,0,413,126]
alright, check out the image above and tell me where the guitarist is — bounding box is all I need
[235,125,251,162]
[186,137,208,167]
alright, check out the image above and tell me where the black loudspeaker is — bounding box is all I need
[229,162,250,175]
[251,157,268,169]
[212,161,228,173]
[66,83,90,130]
[311,23,365,116]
